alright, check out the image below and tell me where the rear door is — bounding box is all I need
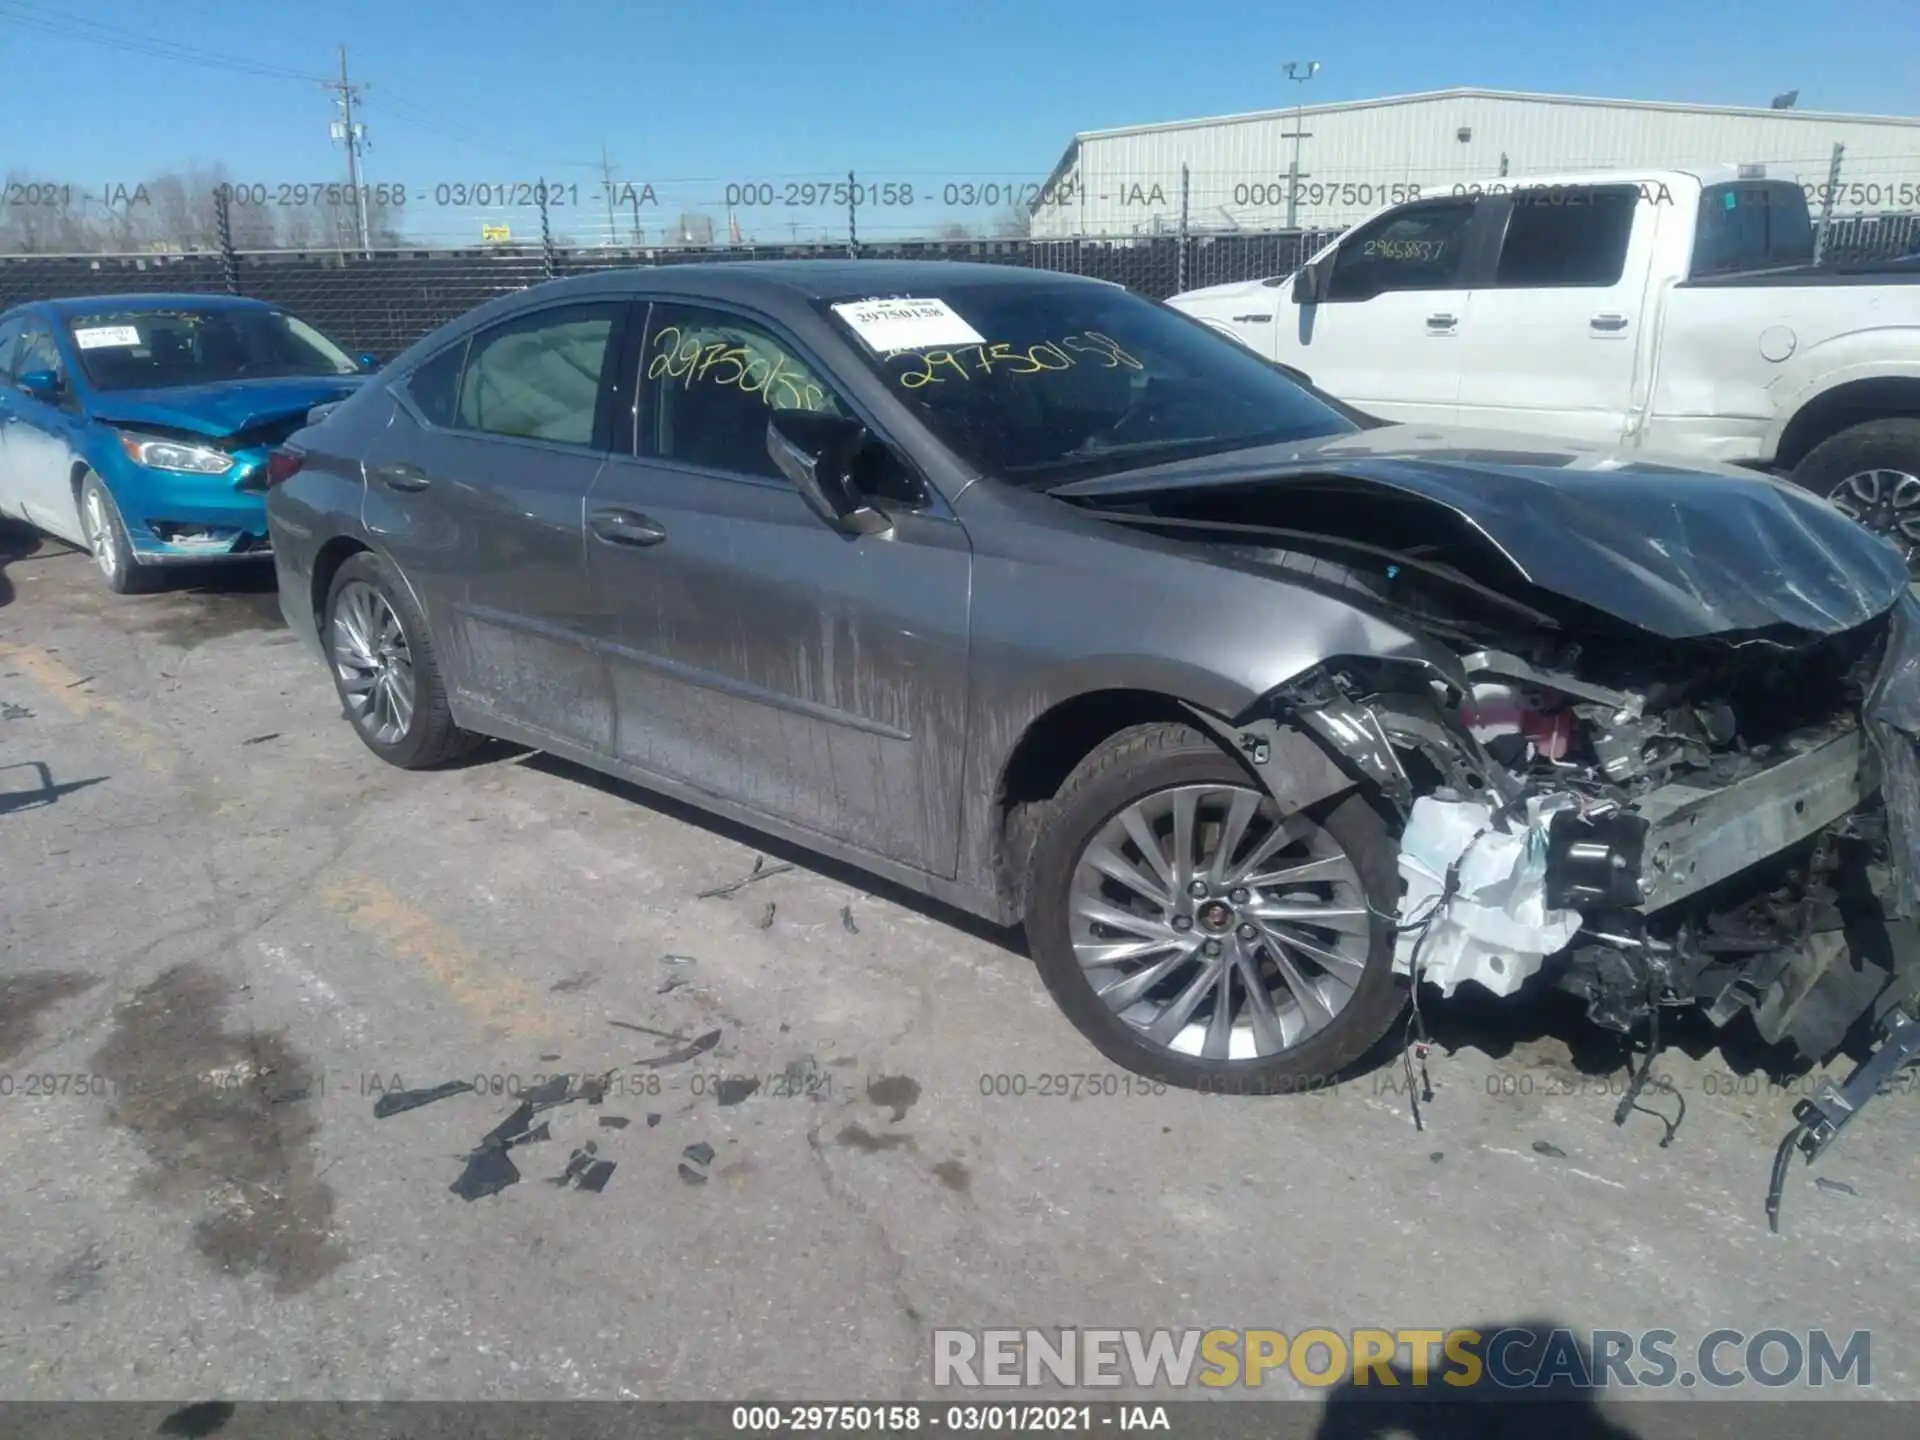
[1452,184,1658,443]
[582,298,974,875]
[0,313,26,519]
[361,299,629,753]
[1275,195,1491,423]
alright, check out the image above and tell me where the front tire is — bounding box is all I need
[323,551,478,769]
[1790,419,1920,577]
[79,472,158,595]
[1025,723,1405,1094]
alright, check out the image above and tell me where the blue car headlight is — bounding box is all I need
[117,432,236,475]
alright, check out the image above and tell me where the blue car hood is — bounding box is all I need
[88,376,365,440]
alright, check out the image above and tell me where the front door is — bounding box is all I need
[584,300,973,876]
[4,318,88,545]
[361,300,628,753]
[1274,195,1488,425]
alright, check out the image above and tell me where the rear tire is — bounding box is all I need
[1789,418,1920,577]
[1024,722,1405,1094]
[78,472,159,595]
[323,551,479,769]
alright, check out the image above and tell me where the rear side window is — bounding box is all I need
[404,340,466,427]
[1691,182,1815,276]
[454,304,619,446]
[1492,186,1639,286]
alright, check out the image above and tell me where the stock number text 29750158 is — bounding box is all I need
[886,332,1145,390]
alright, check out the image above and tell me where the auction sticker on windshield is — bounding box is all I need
[832,297,984,353]
[73,325,142,349]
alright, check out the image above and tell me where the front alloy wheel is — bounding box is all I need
[1026,723,1405,1092]
[1069,784,1370,1059]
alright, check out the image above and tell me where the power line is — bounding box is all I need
[0,0,327,81]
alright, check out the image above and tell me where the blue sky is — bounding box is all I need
[2,0,1914,244]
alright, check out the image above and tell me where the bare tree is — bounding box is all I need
[991,198,1032,238]
[0,170,104,253]
[932,220,977,241]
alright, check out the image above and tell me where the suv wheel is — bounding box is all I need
[1025,722,1405,1093]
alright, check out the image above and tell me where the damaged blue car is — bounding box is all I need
[0,293,372,593]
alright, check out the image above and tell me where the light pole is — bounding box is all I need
[1282,60,1320,230]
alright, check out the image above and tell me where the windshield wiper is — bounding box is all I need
[1004,435,1225,474]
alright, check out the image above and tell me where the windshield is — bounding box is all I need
[65,307,358,391]
[821,282,1356,486]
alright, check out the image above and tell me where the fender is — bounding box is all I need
[1765,354,1920,461]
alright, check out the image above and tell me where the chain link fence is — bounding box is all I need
[1,187,1914,362]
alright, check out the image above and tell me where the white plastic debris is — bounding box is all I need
[1394,794,1583,997]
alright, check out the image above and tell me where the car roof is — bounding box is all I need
[40,292,277,317]
[525,258,1114,305]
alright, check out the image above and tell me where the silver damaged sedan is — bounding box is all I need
[267,261,1920,1122]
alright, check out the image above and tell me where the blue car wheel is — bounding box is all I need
[79,471,159,595]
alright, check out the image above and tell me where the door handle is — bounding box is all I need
[372,462,431,492]
[589,507,668,547]
[1590,313,1630,332]
[1426,313,1457,330]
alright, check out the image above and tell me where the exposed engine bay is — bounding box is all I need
[1060,456,1920,1230]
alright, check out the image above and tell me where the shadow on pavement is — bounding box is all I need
[1313,1319,1644,1440]
[0,519,52,610]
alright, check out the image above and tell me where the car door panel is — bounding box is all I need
[5,321,88,543]
[1453,186,1661,444]
[0,315,25,519]
[585,301,973,877]
[362,301,625,754]
[1274,197,1494,424]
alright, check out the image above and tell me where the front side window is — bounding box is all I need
[65,306,357,391]
[0,316,24,382]
[824,281,1355,487]
[454,305,618,446]
[1492,186,1639,287]
[639,303,846,480]
[13,323,68,395]
[1327,199,1477,299]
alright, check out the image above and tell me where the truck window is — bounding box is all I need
[1326,198,1477,300]
[1492,186,1639,286]
[1690,182,1814,276]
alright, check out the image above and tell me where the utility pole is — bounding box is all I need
[327,46,371,252]
[1281,60,1319,231]
[600,145,618,248]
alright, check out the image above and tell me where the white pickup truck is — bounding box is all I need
[1170,167,1920,568]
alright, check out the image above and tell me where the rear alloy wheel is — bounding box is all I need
[78,472,158,595]
[1026,723,1405,1092]
[1790,419,1920,578]
[323,551,478,769]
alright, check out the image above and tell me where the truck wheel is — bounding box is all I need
[1024,722,1406,1094]
[1790,419,1920,576]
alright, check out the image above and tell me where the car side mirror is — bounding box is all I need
[766,409,892,537]
[1292,261,1328,306]
[15,368,63,403]
[357,353,380,373]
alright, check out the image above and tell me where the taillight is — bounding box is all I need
[265,447,306,488]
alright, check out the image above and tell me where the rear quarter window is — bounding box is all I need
[403,339,467,427]
[1690,182,1815,276]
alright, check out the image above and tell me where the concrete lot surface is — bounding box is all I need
[1,521,1917,1420]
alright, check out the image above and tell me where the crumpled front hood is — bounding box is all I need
[89,376,365,440]
[1049,424,1913,639]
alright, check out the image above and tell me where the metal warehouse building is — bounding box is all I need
[1030,88,1920,237]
